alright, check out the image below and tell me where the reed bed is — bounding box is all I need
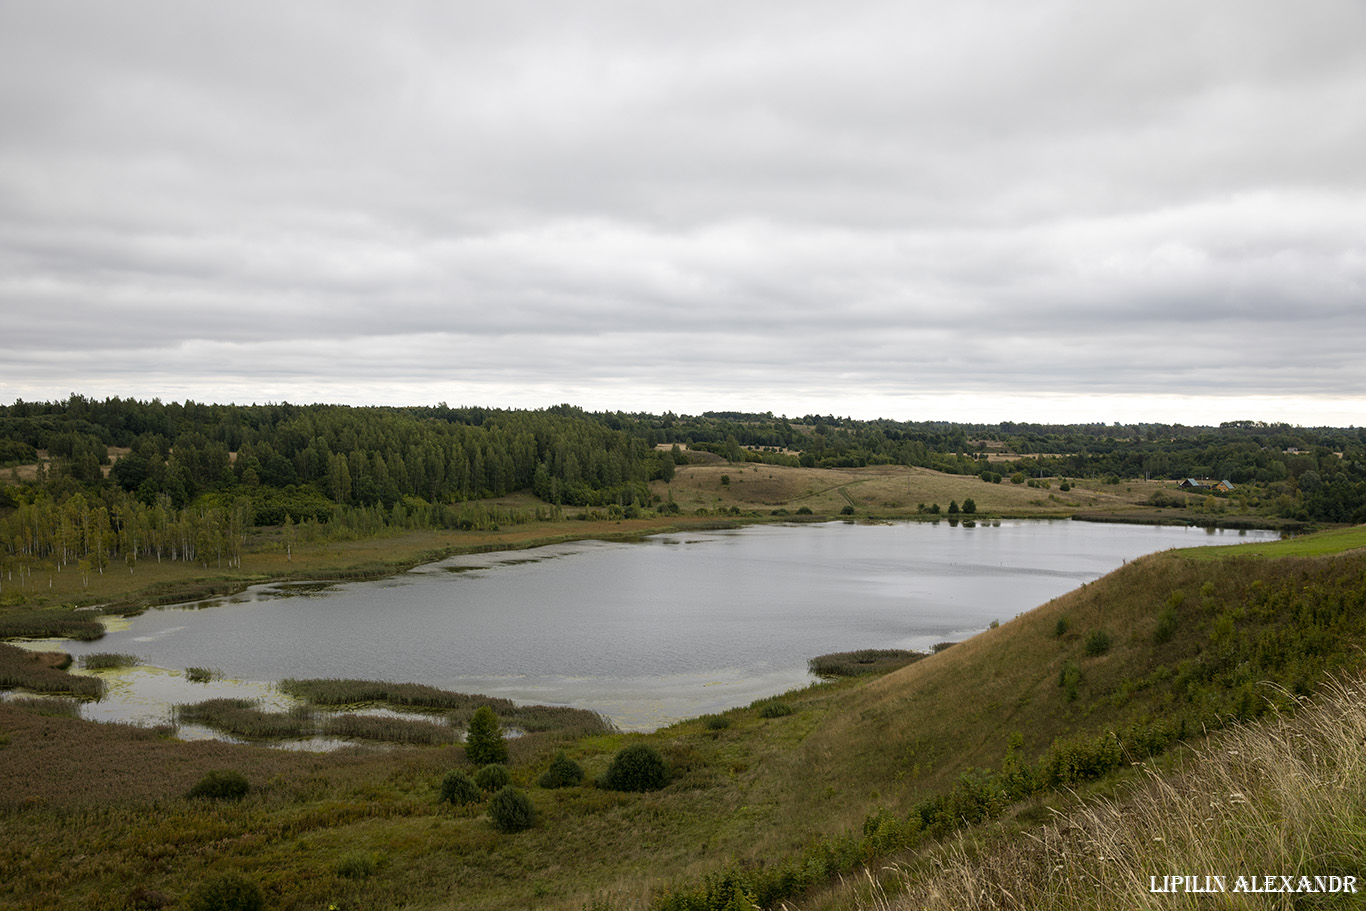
[79,652,140,669]
[861,674,1366,911]
[321,712,460,745]
[280,677,611,736]
[175,698,314,740]
[808,649,926,678]
[279,677,492,710]
[0,609,105,641]
[6,695,82,716]
[0,643,103,698]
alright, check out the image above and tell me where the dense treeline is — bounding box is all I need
[618,412,1366,522]
[2,397,1364,575]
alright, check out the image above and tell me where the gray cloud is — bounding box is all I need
[2,0,1364,424]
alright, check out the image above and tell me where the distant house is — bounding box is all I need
[1178,479,1205,490]
[1213,480,1236,493]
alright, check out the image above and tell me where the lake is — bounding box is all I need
[28,519,1275,735]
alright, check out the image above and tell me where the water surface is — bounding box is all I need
[39,520,1273,732]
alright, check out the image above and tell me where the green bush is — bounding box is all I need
[1055,616,1070,638]
[187,770,250,801]
[1085,630,1112,656]
[1039,731,1123,787]
[703,714,732,730]
[1153,607,1179,645]
[598,743,670,792]
[183,874,264,911]
[839,505,855,515]
[1058,660,1082,702]
[488,786,537,833]
[439,770,481,805]
[474,763,511,791]
[538,752,585,789]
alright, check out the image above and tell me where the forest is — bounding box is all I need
[1,395,1364,590]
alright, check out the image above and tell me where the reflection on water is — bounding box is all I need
[7,520,1276,738]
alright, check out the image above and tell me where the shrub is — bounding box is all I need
[538,752,585,789]
[475,763,511,791]
[464,705,509,766]
[703,714,732,730]
[1059,660,1082,702]
[795,506,813,515]
[839,504,855,515]
[1085,630,1113,657]
[962,498,976,514]
[183,874,264,911]
[757,701,793,718]
[1038,731,1123,787]
[488,786,537,833]
[439,770,481,805]
[598,743,670,792]
[1153,607,1179,645]
[187,770,250,801]
[1055,616,1070,638]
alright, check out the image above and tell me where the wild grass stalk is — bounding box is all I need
[863,674,1366,911]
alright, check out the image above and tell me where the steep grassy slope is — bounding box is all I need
[1,528,1363,910]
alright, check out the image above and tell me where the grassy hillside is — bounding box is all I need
[1,526,1363,910]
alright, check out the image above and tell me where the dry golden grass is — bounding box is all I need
[837,673,1366,911]
[657,463,1169,517]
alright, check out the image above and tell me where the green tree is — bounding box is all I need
[962,498,976,514]
[464,705,508,766]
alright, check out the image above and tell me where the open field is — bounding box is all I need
[657,462,1175,517]
[2,524,1363,909]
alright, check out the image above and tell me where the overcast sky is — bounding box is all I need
[2,2,1364,426]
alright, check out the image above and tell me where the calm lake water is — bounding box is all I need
[31,519,1275,734]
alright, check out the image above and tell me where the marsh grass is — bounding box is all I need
[7,695,81,716]
[0,609,105,640]
[809,649,926,678]
[175,698,314,740]
[79,652,140,669]
[322,712,459,745]
[0,643,102,698]
[280,678,610,737]
[184,666,220,683]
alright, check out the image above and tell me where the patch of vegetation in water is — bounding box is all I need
[321,713,459,746]
[79,652,140,670]
[175,698,315,740]
[0,610,105,641]
[279,678,611,737]
[0,643,103,698]
[808,648,927,678]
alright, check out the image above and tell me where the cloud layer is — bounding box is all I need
[2,1,1364,424]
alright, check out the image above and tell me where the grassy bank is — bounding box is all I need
[2,524,1361,910]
